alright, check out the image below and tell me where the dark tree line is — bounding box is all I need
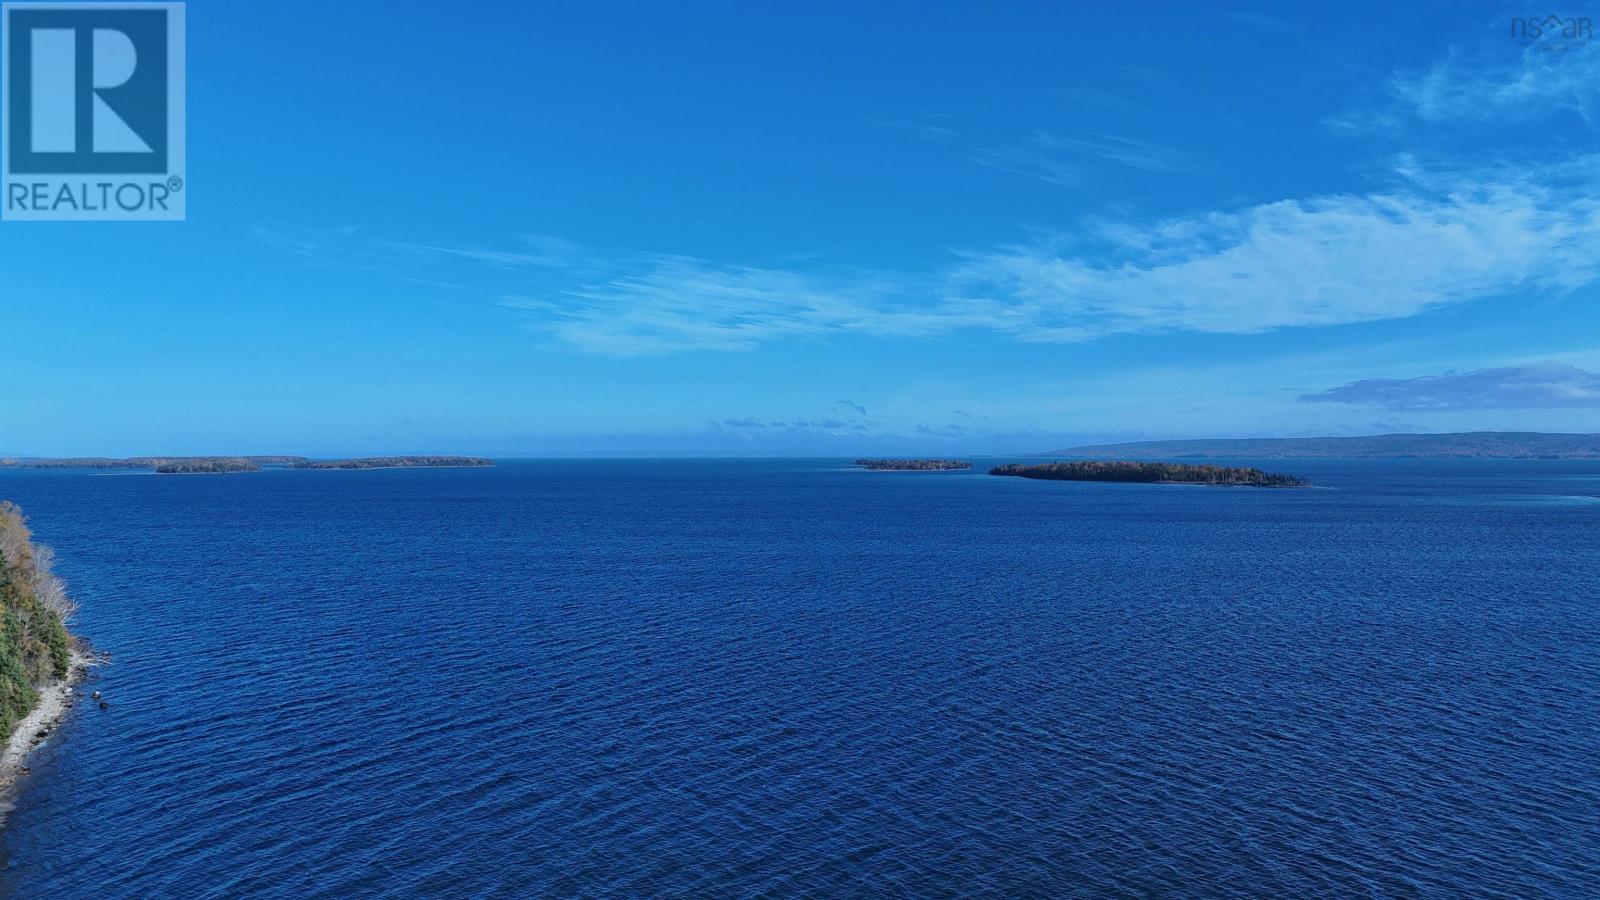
[293,456,493,469]
[855,459,972,471]
[990,461,1306,486]
[154,458,262,474]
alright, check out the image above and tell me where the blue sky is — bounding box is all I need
[2,0,1598,456]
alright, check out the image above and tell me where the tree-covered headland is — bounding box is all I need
[0,503,75,737]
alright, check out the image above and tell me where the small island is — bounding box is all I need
[154,457,262,474]
[990,461,1306,487]
[855,459,973,471]
[293,456,493,470]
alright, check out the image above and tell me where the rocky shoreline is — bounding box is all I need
[0,652,91,794]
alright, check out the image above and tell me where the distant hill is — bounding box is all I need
[1051,432,1600,460]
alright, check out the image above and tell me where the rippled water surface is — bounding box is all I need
[1,459,1596,896]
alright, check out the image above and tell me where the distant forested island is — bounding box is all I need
[992,461,1306,487]
[0,455,491,472]
[855,459,973,471]
[1,455,309,470]
[1053,432,1600,459]
[154,458,261,474]
[293,456,493,470]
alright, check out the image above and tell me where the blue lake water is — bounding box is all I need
[0,458,1596,896]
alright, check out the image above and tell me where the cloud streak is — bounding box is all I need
[500,257,962,356]
[1330,31,1600,132]
[973,131,1191,185]
[259,36,1600,362]
[953,158,1600,341]
[273,155,1600,357]
[1300,362,1600,410]
[865,116,956,141]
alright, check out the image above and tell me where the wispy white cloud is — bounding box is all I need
[1330,32,1600,132]
[264,152,1600,356]
[251,226,591,273]
[971,142,1084,186]
[973,130,1191,185]
[1054,86,1136,112]
[1301,362,1600,409]
[500,256,957,356]
[864,115,956,141]
[258,40,1600,361]
[374,233,586,269]
[274,153,1600,356]
[1225,11,1293,33]
[1039,132,1191,173]
[250,225,323,258]
[953,157,1600,341]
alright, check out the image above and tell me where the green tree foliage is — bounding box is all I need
[0,503,74,736]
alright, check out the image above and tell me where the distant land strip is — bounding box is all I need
[1,456,493,473]
[292,456,493,470]
[0,455,309,470]
[854,459,972,471]
[1052,432,1600,459]
[154,458,261,474]
[992,461,1306,487]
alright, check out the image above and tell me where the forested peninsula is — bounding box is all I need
[991,461,1306,486]
[0,503,85,786]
